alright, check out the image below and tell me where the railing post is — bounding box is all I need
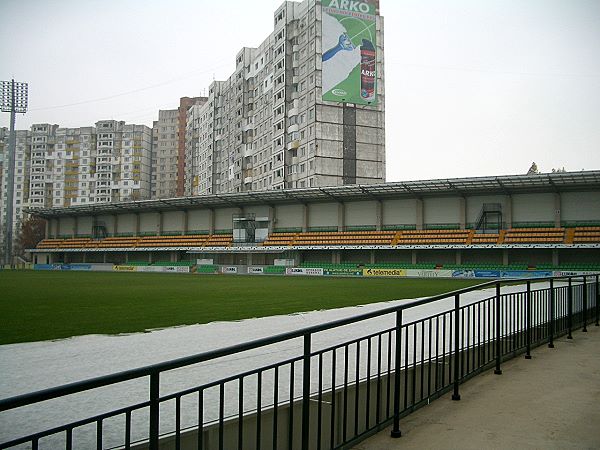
[548,278,555,348]
[567,277,573,339]
[494,282,502,375]
[149,372,160,450]
[525,280,532,359]
[582,276,588,332]
[391,309,403,438]
[301,333,311,450]
[452,294,461,400]
[596,275,600,327]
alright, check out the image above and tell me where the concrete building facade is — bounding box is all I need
[94,120,152,203]
[152,98,207,199]
[1,128,32,248]
[151,110,179,199]
[185,0,385,196]
[1,121,152,255]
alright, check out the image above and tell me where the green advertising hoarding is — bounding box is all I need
[321,0,378,105]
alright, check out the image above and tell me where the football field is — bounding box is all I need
[0,271,483,344]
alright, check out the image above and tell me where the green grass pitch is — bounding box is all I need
[0,271,484,345]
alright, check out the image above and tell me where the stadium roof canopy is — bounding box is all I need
[27,170,600,219]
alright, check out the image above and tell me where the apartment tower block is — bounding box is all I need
[185,0,385,195]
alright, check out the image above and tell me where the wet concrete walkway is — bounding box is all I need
[353,324,600,450]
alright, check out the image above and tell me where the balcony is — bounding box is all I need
[287,140,300,150]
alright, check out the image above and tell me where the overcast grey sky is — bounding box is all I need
[1,0,599,182]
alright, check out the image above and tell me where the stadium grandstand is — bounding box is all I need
[28,171,600,277]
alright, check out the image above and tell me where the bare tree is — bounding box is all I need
[15,216,47,259]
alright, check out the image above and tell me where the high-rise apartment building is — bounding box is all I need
[152,97,207,199]
[177,97,207,196]
[1,129,32,242]
[151,110,179,199]
[0,127,8,249]
[95,120,152,202]
[1,121,152,254]
[185,0,385,195]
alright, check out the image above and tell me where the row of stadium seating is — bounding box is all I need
[36,234,233,249]
[35,227,600,250]
[262,227,600,247]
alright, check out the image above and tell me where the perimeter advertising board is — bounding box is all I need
[286,267,324,276]
[322,0,378,105]
[324,268,363,276]
[363,268,405,277]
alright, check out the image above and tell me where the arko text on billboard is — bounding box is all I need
[321,0,378,105]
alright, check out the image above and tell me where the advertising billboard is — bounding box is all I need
[321,0,378,105]
[363,268,405,277]
[286,267,324,276]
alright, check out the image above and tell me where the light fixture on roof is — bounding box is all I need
[1,79,29,265]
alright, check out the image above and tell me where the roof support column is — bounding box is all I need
[302,204,309,232]
[502,249,509,266]
[134,213,140,237]
[268,206,275,233]
[376,200,383,231]
[554,193,562,228]
[45,219,50,239]
[73,216,78,238]
[209,209,215,234]
[182,210,188,235]
[416,199,424,230]
[459,197,466,230]
[505,195,512,229]
[113,214,118,237]
[338,202,345,232]
[455,249,462,265]
[157,212,163,235]
[411,249,417,265]
[552,248,559,267]
[332,250,341,264]
[56,218,61,238]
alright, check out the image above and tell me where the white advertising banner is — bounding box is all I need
[248,267,264,274]
[552,270,596,277]
[404,269,454,278]
[286,267,324,276]
[133,266,190,273]
[136,266,162,273]
[222,266,238,274]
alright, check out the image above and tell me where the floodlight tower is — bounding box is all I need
[1,79,28,265]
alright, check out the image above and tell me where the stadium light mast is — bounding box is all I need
[1,79,28,265]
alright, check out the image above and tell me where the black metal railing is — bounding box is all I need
[1,274,599,450]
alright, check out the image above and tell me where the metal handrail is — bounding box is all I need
[1,273,599,450]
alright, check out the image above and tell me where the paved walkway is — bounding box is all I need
[353,325,600,450]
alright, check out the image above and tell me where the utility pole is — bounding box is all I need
[1,79,28,265]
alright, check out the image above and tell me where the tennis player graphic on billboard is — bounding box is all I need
[321,0,378,105]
